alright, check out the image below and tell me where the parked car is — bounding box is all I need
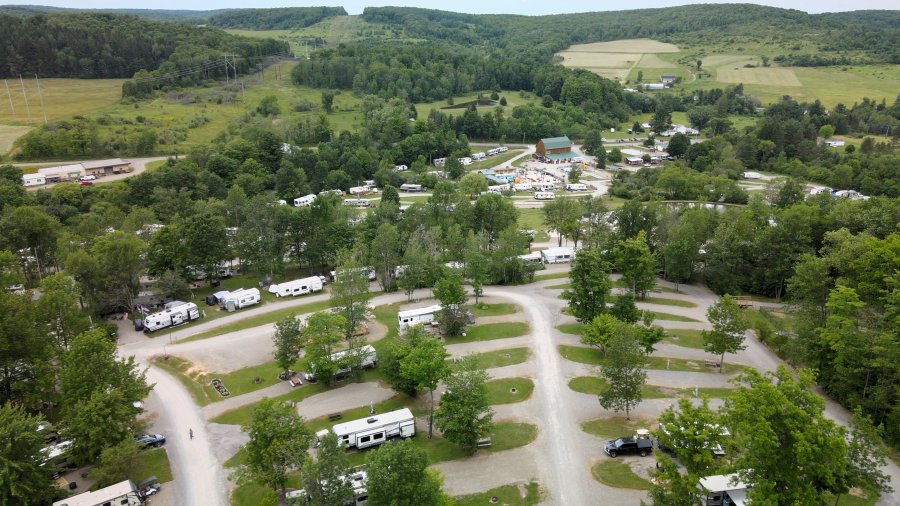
[135,433,166,448]
[603,429,653,457]
[79,175,97,181]
[79,180,93,186]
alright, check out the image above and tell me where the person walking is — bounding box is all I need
[189,428,193,440]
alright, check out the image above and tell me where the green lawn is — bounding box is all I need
[645,311,701,322]
[646,356,747,375]
[129,447,173,483]
[151,356,295,406]
[183,298,334,342]
[641,297,698,308]
[591,461,652,490]
[485,377,535,404]
[466,149,525,171]
[558,344,604,365]
[455,481,542,506]
[532,272,569,282]
[556,323,582,335]
[471,302,518,317]
[517,208,546,232]
[663,329,706,349]
[466,347,531,370]
[449,322,530,344]
[581,417,655,439]
[568,376,672,399]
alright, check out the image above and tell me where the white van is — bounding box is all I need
[534,192,556,200]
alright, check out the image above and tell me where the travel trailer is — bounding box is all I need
[397,304,443,331]
[327,408,415,450]
[399,183,424,192]
[293,194,317,207]
[304,344,377,382]
[518,252,543,264]
[220,288,261,311]
[541,247,575,264]
[267,276,324,297]
[565,183,588,191]
[143,302,201,332]
[534,192,556,200]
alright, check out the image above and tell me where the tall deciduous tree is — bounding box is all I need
[400,332,450,438]
[331,249,371,340]
[597,332,647,420]
[36,273,88,350]
[300,432,353,506]
[702,295,748,369]
[273,314,303,375]
[616,230,657,299]
[365,440,446,506]
[239,398,312,496]
[564,248,612,322]
[183,212,230,284]
[646,454,702,506]
[656,397,724,474]
[434,356,494,452]
[434,273,468,337]
[370,223,400,292]
[0,404,53,504]
[0,292,52,407]
[463,233,490,304]
[301,312,346,386]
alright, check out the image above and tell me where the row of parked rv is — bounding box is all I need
[432,146,510,167]
[518,247,576,264]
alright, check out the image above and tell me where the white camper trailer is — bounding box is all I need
[331,267,377,282]
[286,471,369,506]
[534,192,556,200]
[565,183,588,191]
[698,473,750,506]
[22,174,46,187]
[457,157,473,166]
[513,182,533,191]
[221,288,261,311]
[304,344,377,382]
[397,304,443,331]
[143,302,201,332]
[517,252,543,264]
[472,152,486,160]
[433,158,447,167]
[328,408,415,450]
[343,198,370,208]
[399,183,424,192]
[267,276,324,297]
[541,247,575,264]
[293,194,317,207]
[349,186,372,196]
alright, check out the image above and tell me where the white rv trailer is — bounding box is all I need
[399,183,424,192]
[487,148,501,156]
[472,152,486,160]
[457,157,473,166]
[513,182,533,191]
[397,304,443,331]
[488,184,510,193]
[143,302,201,332]
[330,408,415,450]
[541,247,576,264]
[432,158,446,167]
[698,473,750,506]
[22,174,46,187]
[517,252,543,264]
[349,186,371,196]
[221,288,261,311]
[565,183,588,191]
[331,267,377,282]
[304,344,377,382]
[497,146,509,153]
[267,276,324,297]
[286,471,369,506]
[343,198,370,208]
[293,194,317,207]
[534,192,556,200]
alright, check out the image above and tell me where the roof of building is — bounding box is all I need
[81,158,129,169]
[332,408,414,436]
[22,173,45,180]
[52,480,137,506]
[39,163,83,175]
[539,136,572,150]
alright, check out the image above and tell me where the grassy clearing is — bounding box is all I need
[641,297,698,308]
[591,461,652,490]
[564,39,680,53]
[471,302,518,317]
[556,323,582,336]
[212,382,332,426]
[129,447,173,483]
[466,149,525,171]
[517,207,545,231]
[455,481,542,506]
[466,347,530,370]
[0,78,124,126]
[183,298,333,342]
[0,125,32,155]
[663,329,706,349]
[450,322,529,344]
[532,272,569,282]
[568,376,672,399]
[581,417,654,439]
[645,311,701,322]
[485,377,535,405]
[151,356,293,406]
[646,356,747,375]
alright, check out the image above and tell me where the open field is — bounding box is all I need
[564,39,680,53]
[717,67,802,86]
[0,125,31,155]
[557,52,641,69]
[0,78,124,125]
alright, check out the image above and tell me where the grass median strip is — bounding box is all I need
[663,329,706,349]
[645,311,701,322]
[456,481,542,506]
[450,322,530,344]
[556,322,582,335]
[183,299,334,342]
[152,356,292,406]
[467,347,531,369]
[558,345,748,374]
[486,377,535,404]
[471,302,519,317]
[581,417,655,439]
[569,376,733,399]
[641,296,698,308]
[532,271,569,282]
[591,461,652,490]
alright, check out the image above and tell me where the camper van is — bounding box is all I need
[143,302,201,332]
[326,408,415,450]
[540,247,575,264]
[399,183,424,192]
[268,276,324,297]
[293,194,317,207]
[220,288,261,311]
[304,345,377,382]
[397,304,443,331]
[565,183,588,192]
[534,192,556,200]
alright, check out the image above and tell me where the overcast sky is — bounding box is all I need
[19,1,899,14]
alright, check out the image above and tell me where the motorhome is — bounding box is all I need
[143,302,201,332]
[541,247,575,264]
[397,304,443,331]
[293,194,317,207]
[268,276,324,297]
[400,183,424,192]
[472,152,486,160]
[327,408,415,450]
[220,288,261,311]
[286,471,369,506]
[534,192,556,200]
[52,480,142,506]
[304,344,377,382]
[565,183,588,192]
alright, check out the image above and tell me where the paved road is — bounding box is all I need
[22,156,168,191]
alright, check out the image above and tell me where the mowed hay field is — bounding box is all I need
[716,67,803,87]
[558,39,681,82]
[0,78,124,125]
[0,125,31,154]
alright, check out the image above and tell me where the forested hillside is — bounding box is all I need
[0,5,222,21]
[0,12,289,79]
[206,7,347,29]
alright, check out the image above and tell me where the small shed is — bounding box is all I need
[660,75,677,84]
[536,136,574,159]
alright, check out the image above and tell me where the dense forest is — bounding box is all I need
[0,12,288,79]
[206,7,347,29]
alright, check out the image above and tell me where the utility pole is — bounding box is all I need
[18,74,31,120]
[34,74,47,124]
[3,80,14,116]
[223,56,229,85]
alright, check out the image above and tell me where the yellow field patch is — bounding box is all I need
[0,78,124,125]
[638,54,677,68]
[716,67,802,87]
[701,54,759,67]
[558,52,641,68]
[0,124,31,155]
[581,68,631,80]
[565,38,679,53]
